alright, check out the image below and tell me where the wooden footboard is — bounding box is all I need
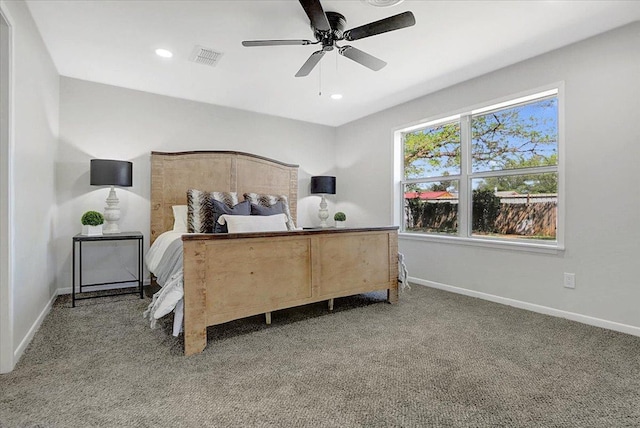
[182,227,399,355]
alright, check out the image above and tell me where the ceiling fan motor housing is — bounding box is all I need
[313,11,346,49]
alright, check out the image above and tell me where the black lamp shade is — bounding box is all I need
[90,159,133,187]
[310,176,336,195]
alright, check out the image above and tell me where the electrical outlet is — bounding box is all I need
[564,272,575,289]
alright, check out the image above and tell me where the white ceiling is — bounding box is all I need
[26,0,640,127]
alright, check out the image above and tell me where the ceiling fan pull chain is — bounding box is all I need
[318,60,322,96]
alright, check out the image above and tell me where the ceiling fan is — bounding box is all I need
[242,0,416,77]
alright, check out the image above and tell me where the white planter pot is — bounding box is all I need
[81,224,103,236]
[335,221,346,228]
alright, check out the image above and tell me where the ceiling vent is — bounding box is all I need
[189,45,223,67]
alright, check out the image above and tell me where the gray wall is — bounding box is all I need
[0,0,59,370]
[56,78,336,290]
[335,22,640,330]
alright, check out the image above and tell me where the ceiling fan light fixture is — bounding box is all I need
[362,0,405,7]
[155,48,173,58]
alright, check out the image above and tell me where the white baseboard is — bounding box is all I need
[13,290,58,363]
[410,276,640,338]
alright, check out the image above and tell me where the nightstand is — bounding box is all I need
[71,231,144,307]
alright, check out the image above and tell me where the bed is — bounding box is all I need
[148,151,399,355]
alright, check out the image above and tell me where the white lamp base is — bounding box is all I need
[103,186,121,234]
[318,194,329,228]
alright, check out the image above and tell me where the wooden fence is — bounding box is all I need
[405,201,556,238]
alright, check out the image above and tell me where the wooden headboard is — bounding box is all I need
[150,151,299,245]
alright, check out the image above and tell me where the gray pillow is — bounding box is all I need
[212,199,250,233]
[251,202,285,216]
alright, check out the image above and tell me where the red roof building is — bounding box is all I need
[404,191,455,200]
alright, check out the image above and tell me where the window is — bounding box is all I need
[399,88,561,247]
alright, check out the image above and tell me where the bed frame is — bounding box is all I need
[150,151,398,355]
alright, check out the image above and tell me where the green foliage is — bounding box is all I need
[469,101,557,171]
[334,212,346,222]
[404,199,457,234]
[472,189,500,233]
[404,122,460,178]
[405,175,455,194]
[477,154,558,194]
[404,98,557,179]
[81,211,104,226]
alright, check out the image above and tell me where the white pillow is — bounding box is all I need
[218,214,288,233]
[172,205,188,232]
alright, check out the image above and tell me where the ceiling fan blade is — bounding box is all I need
[295,50,326,77]
[343,11,416,41]
[242,40,314,47]
[339,46,387,71]
[299,0,331,32]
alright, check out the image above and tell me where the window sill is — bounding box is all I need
[398,232,564,254]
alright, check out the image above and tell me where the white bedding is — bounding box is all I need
[143,231,189,336]
[145,230,183,273]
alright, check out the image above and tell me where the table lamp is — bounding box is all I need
[90,159,133,234]
[310,176,336,228]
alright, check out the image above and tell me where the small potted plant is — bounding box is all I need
[334,212,346,228]
[81,210,104,236]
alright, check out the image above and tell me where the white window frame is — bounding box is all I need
[393,84,565,253]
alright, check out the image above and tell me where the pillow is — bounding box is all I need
[218,213,288,233]
[172,205,188,232]
[250,201,285,216]
[243,193,296,230]
[187,190,238,233]
[212,200,250,233]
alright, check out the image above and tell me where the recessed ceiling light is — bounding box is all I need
[155,48,173,58]
[331,94,343,100]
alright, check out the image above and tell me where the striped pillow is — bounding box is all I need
[187,190,238,233]
[243,193,296,230]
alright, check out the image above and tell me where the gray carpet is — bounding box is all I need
[1,285,639,428]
